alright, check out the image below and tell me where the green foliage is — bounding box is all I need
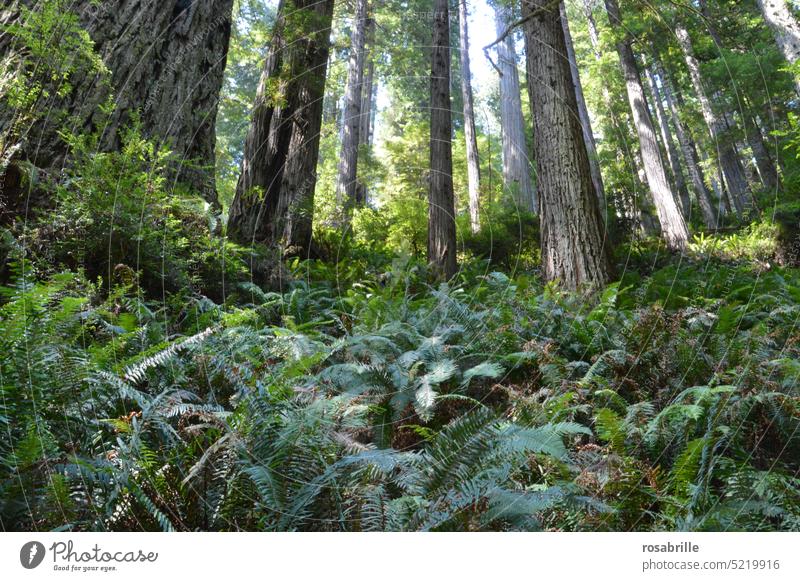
[3,251,798,531]
[20,127,248,299]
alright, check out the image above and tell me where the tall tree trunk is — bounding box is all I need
[429,0,457,279]
[355,14,376,205]
[742,102,780,192]
[227,0,335,254]
[582,0,645,216]
[604,0,689,250]
[757,0,800,97]
[523,0,612,290]
[643,63,690,217]
[335,0,368,227]
[561,2,605,214]
[674,24,751,215]
[457,0,481,233]
[656,58,718,229]
[1,0,234,215]
[493,4,535,212]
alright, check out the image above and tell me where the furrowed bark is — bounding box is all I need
[1,0,234,215]
[561,2,605,214]
[523,0,612,290]
[429,0,457,279]
[227,0,335,255]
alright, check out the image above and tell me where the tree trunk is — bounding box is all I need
[561,2,605,214]
[523,0,612,290]
[335,0,368,227]
[457,0,481,233]
[643,63,690,217]
[227,0,335,254]
[674,24,751,215]
[1,0,234,215]
[493,4,535,213]
[429,0,457,279]
[656,58,718,229]
[355,14,376,205]
[604,0,689,250]
[757,0,800,97]
[743,103,780,192]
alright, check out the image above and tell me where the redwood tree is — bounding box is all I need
[227,0,335,254]
[428,0,457,279]
[523,0,612,290]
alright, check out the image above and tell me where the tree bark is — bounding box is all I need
[523,0,612,290]
[643,63,690,217]
[227,0,335,254]
[742,103,780,192]
[335,0,368,226]
[458,0,481,233]
[355,14,376,205]
[493,4,535,213]
[604,0,689,250]
[429,0,457,279]
[1,0,234,214]
[656,58,718,229]
[757,0,800,97]
[561,2,605,214]
[674,24,751,215]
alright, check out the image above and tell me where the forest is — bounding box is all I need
[0,0,799,532]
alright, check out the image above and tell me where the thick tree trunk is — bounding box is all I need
[657,59,718,229]
[335,0,368,226]
[457,0,481,233]
[674,24,751,215]
[604,0,689,250]
[757,0,800,97]
[429,0,457,279]
[561,3,605,214]
[493,4,535,213]
[523,0,612,290]
[355,14,376,205]
[644,64,689,218]
[227,0,335,254]
[1,0,234,214]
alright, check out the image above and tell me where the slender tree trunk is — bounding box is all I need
[523,0,612,290]
[457,0,481,233]
[1,0,234,215]
[757,0,800,97]
[493,4,535,212]
[335,0,368,226]
[604,0,689,250]
[561,2,605,214]
[429,0,457,279]
[355,14,376,205]
[674,24,751,215]
[742,103,780,192]
[227,0,335,254]
[643,64,690,215]
[582,0,646,217]
[656,58,718,229]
